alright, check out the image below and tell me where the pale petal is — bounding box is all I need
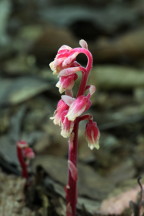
[62,52,79,67]
[66,105,86,121]
[79,39,88,49]
[59,87,65,94]
[56,81,65,93]
[89,85,96,96]
[88,140,100,150]
[61,125,73,138]
[68,160,78,181]
[59,67,81,77]
[56,80,60,88]
[54,57,65,68]
[61,95,75,106]
[58,45,72,52]
[88,130,100,150]
[49,61,55,72]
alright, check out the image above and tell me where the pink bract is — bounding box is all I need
[66,95,91,121]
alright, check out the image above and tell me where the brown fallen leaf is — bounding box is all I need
[100,185,144,215]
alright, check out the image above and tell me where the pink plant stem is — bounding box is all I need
[17,146,28,178]
[66,119,79,216]
[66,48,93,216]
[66,116,92,216]
[73,48,93,97]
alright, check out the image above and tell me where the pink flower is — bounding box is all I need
[66,95,91,121]
[22,147,35,159]
[56,74,78,93]
[50,99,69,126]
[49,45,79,75]
[17,141,35,160]
[60,110,74,138]
[85,121,100,150]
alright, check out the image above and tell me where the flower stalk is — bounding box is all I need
[66,121,79,216]
[16,140,35,179]
[50,39,100,216]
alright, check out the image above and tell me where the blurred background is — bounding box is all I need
[0,0,144,215]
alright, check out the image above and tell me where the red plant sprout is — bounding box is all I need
[50,39,100,216]
[16,140,35,179]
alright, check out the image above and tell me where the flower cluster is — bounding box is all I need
[50,40,100,150]
[50,40,100,216]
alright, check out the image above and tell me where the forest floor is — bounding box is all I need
[0,0,144,215]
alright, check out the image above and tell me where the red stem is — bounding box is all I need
[17,146,28,178]
[66,48,93,216]
[66,115,92,216]
[72,48,93,97]
[66,119,79,216]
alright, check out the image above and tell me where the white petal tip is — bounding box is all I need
[61,132,70,138]
[88,143,100,150]
[66,114,75,122]
[89,85,96,95]
[61,95,75,106]
[79,39,88,49]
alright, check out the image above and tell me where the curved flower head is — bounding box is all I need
[50,99,69,126]
[56,74,78,94]
[49,45,79,75]
[66,95,91,121]
[85,121,100,150]
[60,110,74,138]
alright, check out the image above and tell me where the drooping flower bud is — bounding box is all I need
[56,74,78,94]
[22,147,35,159]
[66,95,91,121]
[60,110,74,138]
[85,120,100,150]
[50,99,69,126]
